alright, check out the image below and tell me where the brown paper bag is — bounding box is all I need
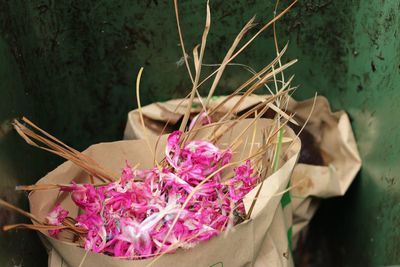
[286,97,361,246]
[123,95,361,249]
[33,119,300,267]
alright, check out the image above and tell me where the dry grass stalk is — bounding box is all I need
[206,16,256,103]
[13,118,117,182]
[179,1,211,133]
[0,199,86,235]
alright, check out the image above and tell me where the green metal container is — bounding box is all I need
[0,1,398,266]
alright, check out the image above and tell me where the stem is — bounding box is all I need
[272,128,284,172]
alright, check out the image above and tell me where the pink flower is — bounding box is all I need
[47,131,260,258]
[165,131,182,169]
[228,160,259,202]
[188,112,212,130]
[61,183,102,214]
[46,204,69,236]
[115,218,153,256]
[85,225,107,253]
[120,161,134,187]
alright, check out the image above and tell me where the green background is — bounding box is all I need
[0,0,399,266]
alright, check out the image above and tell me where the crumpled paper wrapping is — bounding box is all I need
[123,95,362,248]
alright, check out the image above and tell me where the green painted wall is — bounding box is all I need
[295,1,400,266]
[0,1,398,266]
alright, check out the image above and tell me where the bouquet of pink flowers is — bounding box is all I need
[45,130,258,258]
[2,114,301,267]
